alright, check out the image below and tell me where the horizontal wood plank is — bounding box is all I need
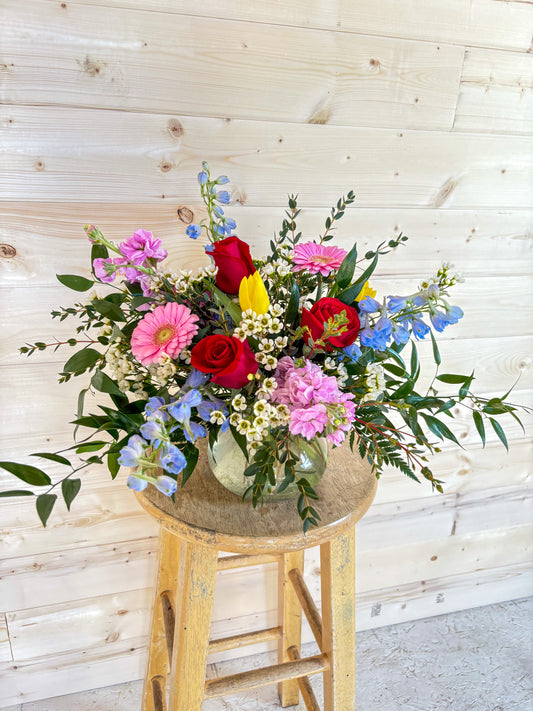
[0,204,532,289]
[2,559,529,706]
[455,47,533,135]
[58,0,533,52]
[2,1,464,131]
[2,107,532,207]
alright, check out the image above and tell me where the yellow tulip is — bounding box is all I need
[355,281,376,302]
[239,271,270,315]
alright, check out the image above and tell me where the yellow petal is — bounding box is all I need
[355,281,376,302]
[238,275,252,311]
[251,271,270,315]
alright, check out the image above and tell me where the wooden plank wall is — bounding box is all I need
[1,0,532,704]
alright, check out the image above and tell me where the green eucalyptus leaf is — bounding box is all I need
[0,461,52,486]
[36,494,57,527]
[56,274,94,292]
[61,478,81,511]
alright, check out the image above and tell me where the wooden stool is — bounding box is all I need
[136,442,376,710]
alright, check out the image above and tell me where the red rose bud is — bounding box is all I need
[208,236,256,294]
[301,297,360,351]
[190,334,258,389]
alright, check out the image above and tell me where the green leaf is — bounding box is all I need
[335,243,358,290]
[181,444,199,486]
[0,461,52,486]
[472,411,486,447]
[91,243,108,262]
[36,494,57,527]
[285,281,300,325]
[92,299,126,322]
[435,373,470,384]
[63,348,102,373]
[229,425,249,461]
[489,418,509,451]
[56,274,94,292]
[91,370,122,395]
[429,331,441,366]
[107,451,120,479]
[459,372,474,399]
[410,342,419,380]
[61,478,81,511]
[75,441,107,453]
[30,452,71,466]
[393,379,416,400]
[0,489,35,497]
[213,287,242,326]
[421,414,461,446]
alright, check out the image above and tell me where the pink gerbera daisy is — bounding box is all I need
[131,302,199,366]
[292,242,347,277]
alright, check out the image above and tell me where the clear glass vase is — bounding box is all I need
[207,428,328,499]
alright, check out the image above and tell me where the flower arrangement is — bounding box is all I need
[1,163,526,531]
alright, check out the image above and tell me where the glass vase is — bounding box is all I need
[207,428,328,499]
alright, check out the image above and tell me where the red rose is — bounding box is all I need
[190,334,258,389]
[301,297,360,350]
[208,236,256,294]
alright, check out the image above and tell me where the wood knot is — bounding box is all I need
[78,55,105,77]
[308,106,330,125]
[34,159,45,171]
[369,58,381,69]
[177,206,194,224]
[167,118,184,139]
[61,1,67,7]
[0,244,16,258]
[432,177,458,208]
[117,609,128,616]
[159,160,172,173]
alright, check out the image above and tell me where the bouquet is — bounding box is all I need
[1,163,525,532]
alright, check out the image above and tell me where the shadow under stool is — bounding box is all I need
[136,442,376,711]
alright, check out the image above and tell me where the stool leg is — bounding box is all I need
[168,540,219,711]
[277,550,305,707]
[320,527,356,711]
[142,526,181,711]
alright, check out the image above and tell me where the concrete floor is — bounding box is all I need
[2,597,532,711]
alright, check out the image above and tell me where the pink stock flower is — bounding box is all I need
[131,302,199,366]
[93,257,117,283]
[119,229,168,265]
[271,358,356,442]
[289,404,328,439]
[292,242,347,277]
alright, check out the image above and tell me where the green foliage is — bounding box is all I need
[56,274,94,292]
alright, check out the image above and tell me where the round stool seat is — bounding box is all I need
[136,440,377,554]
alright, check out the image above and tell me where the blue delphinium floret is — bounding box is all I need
[126,475,148,491]
[139,419,167,447]
[342,343,362,362]
[216,191,231,204]
[360,316,393,351]
[159,443,187,476]
[118,435,148,468]
[186,224,202,239]
[358,296,381,313]
[154,475,178,497]
[197,171,208,185]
